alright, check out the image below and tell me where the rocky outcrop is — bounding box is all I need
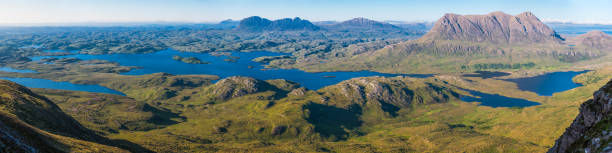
[288,87,307,97]
[204,76,270,101]
[568,31,612,49]
[237,16,320,31]
[319,77,459,117]
[424,11,563,44]
[549,79,612,153]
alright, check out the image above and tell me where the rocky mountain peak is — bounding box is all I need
[425,11,563,44]
[568,30,612,49]
[236,16,272,31]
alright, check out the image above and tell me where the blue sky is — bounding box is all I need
[0,0,611,25]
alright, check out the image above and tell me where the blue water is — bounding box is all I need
[549,23,612,35]
[504,71,589,96]
[32,49,431,90]
[19,45,42,49]
[462,71,511,79]
[43,50,78,53]
[23,49,590,107]
[0,77,124,95]
[0,67,37,73]
[460,89,540,107]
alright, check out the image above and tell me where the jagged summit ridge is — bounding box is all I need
[424,11,563,43]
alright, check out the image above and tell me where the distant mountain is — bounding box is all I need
[336,18,401,29]
[389,21,433,31]
[216,19,239,29]
[567,30,612,49]
[424,11,564,44]
[236,16,271,31]
[313,21,340,26]
[303,11,606,74]
[236,16,320,31]
[321,17,403,32]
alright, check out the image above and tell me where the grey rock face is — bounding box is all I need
[549,79,612,153]
[426,11,563,44]
[288,87,307,97]
[211,76,266,101]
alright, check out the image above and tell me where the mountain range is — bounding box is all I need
[423,11,563,44]
[319,17,404,32]
[236,16,421,32]
[236,16,320,31]
[295,11,612,74]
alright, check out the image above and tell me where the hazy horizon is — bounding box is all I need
[1,0,612,26]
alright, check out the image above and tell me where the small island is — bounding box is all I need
[172,55,209,64]
[252,55,291,63]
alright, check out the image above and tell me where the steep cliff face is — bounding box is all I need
[424,11,563,44]
[549,79,612,153]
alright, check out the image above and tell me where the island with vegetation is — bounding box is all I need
[172,55,209,64]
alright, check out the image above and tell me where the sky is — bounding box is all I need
[0,0,611,26]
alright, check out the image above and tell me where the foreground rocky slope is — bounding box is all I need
[0,80,130,152]
[549,79,612,153]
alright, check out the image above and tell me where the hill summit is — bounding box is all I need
[424,11,564,44]
[568,30,612,49]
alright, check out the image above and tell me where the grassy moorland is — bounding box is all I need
[0,30,611,151]
[1,13,611,152]
[1,59,608,152]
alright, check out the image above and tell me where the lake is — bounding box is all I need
[462,71,511,79]
[31,49,431,90]
[504,71,589,96]
[0,67,37,73]
[3,49,589,108]
[460,88,540,107]
[0,77,124,95]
